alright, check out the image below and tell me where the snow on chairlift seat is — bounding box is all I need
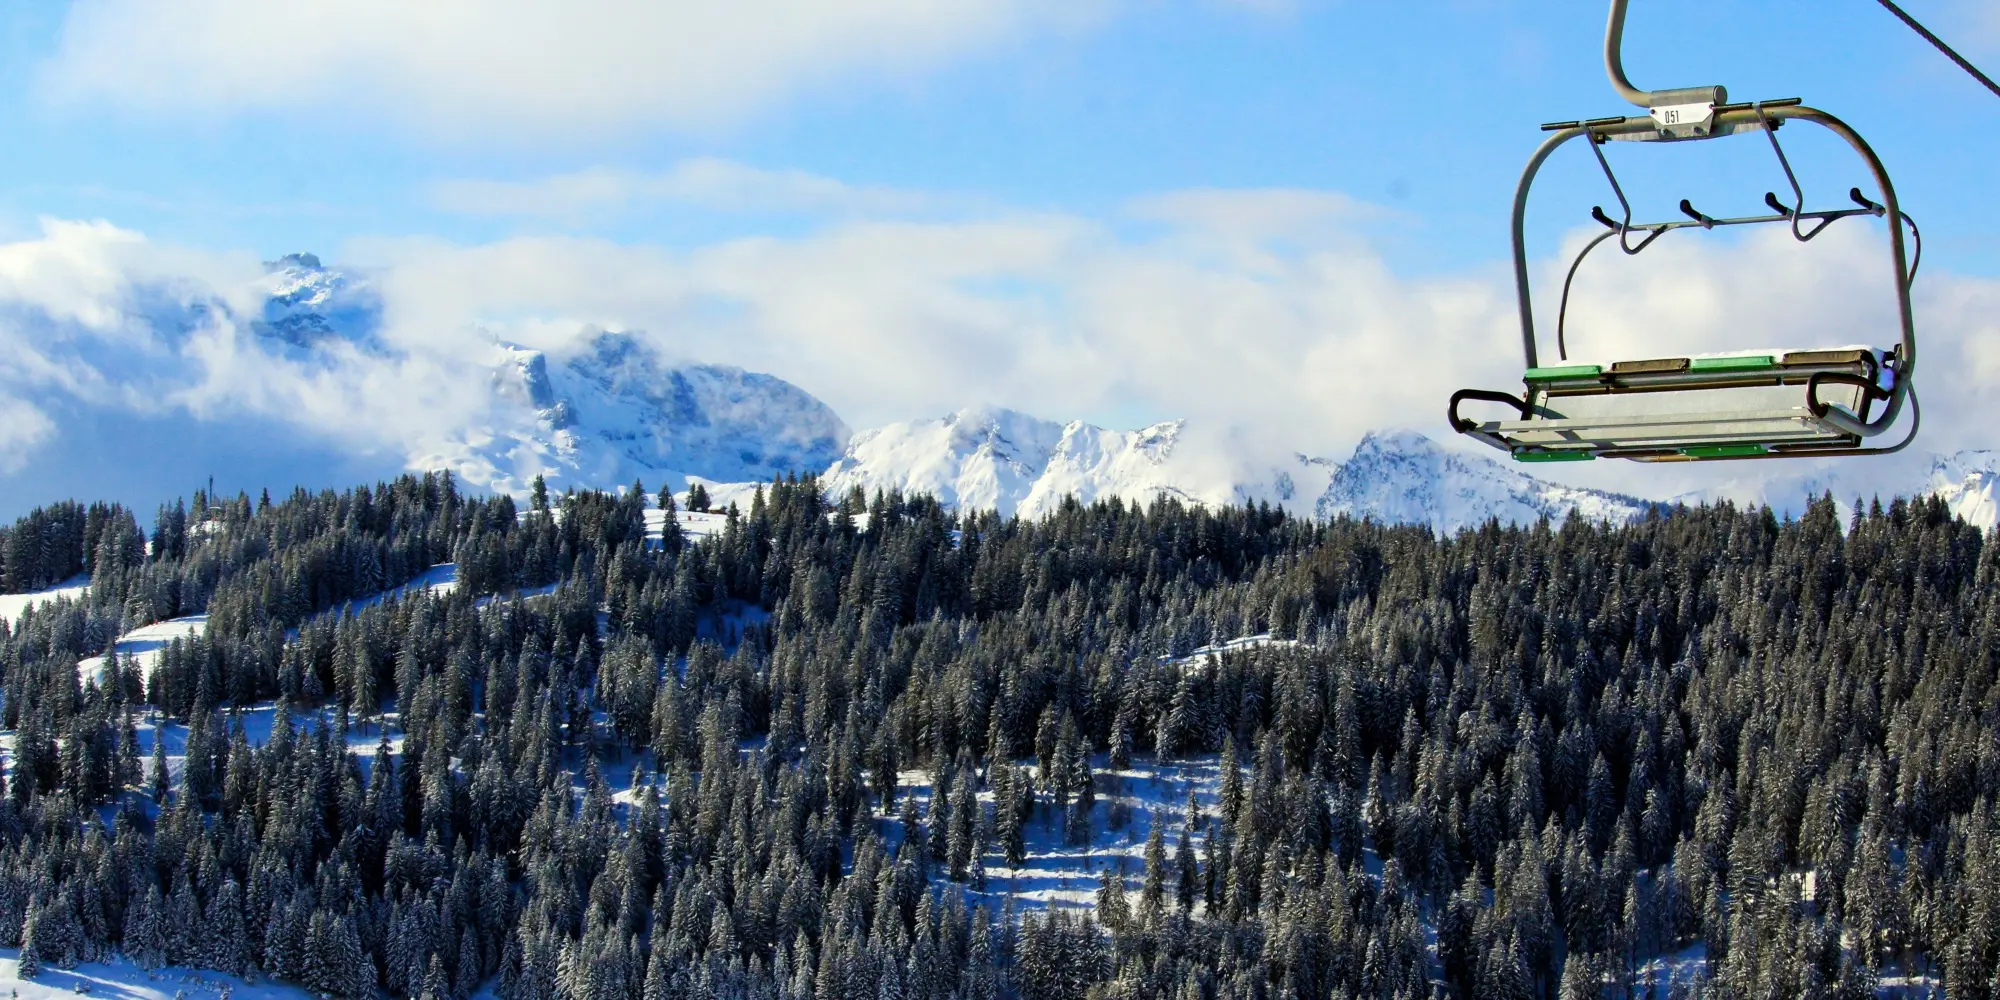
[1466,345,1895,462]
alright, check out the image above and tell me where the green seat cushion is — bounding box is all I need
[1523,364,1603,381]
[1689,355,1776,372]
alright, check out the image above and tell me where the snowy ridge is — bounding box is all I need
[823,407,1338,521]
[1317,429,1656,533]
[251,252,381,348]
[75,615,207,683]
[0,950,322,1000]
[821,408,1646,531]
[454,330,851,496]
[1918,450,2000,527]
[1687,447,2000,528]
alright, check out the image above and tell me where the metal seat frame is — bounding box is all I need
[1450,0,1921,463]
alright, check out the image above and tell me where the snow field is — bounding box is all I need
[75,617,207,685]
[877,753,1233,914]
[0,576,90,628]
[1165,634,1300,666]
[642,507,731,546]
[0,951,315,1000]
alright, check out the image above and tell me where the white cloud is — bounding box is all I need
[0,219,503,489]
[38,0,1112,138]
[349,198,1520,468]
[430,160,935,221]
[0,398,55,473]
[1124,188,1395,264]
[0,218,248,336]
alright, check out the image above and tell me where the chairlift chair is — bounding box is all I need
[1450,0,1922,462]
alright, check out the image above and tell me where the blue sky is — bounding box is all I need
[0,0,1997,503]
[3,0,1995,269]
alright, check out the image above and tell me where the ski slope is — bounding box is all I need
[0,575,90,627]
[76,616,207,683]
[0,952,315,1000]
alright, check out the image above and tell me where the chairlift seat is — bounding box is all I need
[1454,346,1896,462]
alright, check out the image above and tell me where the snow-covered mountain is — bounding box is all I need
[820,409,1652,533]
[475,331,850,492]
[1694,448,2000,527]
[1316,429,1656,531]
[0,251,854,517]
[822,407,1336,520]
[1926,451,2000,526]
[7,249,1998,533]
[244,255,853,494]
[252,252,382,348]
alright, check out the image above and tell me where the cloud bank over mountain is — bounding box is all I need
[1,186,1996,520]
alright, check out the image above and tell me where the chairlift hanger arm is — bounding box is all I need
[1604,0,1726,109]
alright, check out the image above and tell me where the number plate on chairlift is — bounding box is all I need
[1648,102,1716,138]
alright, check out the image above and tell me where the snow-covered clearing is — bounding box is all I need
[76,616,207,684]
[0,575,90,627]
[873,753,1232,913]
[644,508,731,545]
[124,702,404,794]
[643,500,882,551]
[339,561,461,612]
[679,510,731,540]
[310,563,559,623]
[0,950,314,1000]
[1632,942,1710,998]
[69,561,568,689]
[689,482,767,514]
[1164,634,1300,666]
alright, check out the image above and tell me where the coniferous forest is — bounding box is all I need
[1,473,1998,999]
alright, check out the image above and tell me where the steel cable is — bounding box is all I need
[1874,0,2000,100]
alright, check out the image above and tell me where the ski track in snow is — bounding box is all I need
[334,561,462,613]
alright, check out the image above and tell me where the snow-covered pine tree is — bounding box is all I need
[201,880,250,977]
[16,917,39,980]
[121,885,166,971]
[419,953,450,1000]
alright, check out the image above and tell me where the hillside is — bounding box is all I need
[0,475,1987,999]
